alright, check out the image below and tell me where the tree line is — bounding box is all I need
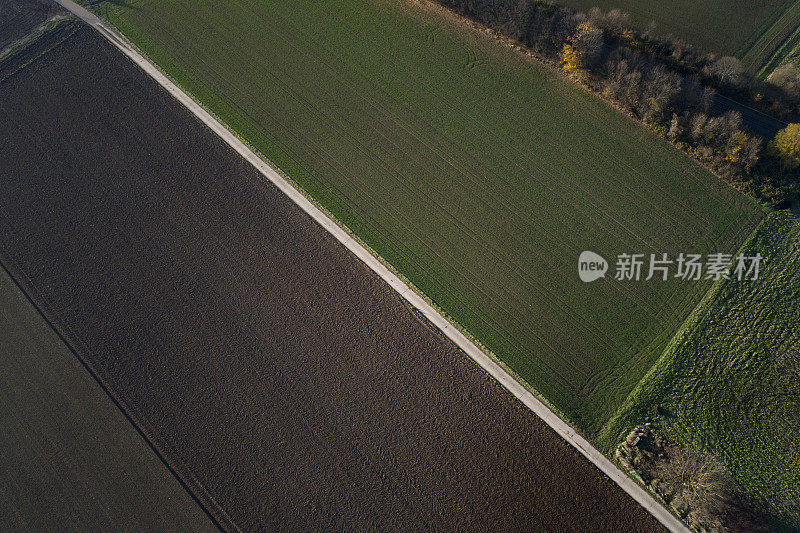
[435,0,800,206]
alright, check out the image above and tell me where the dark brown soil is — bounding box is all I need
[0,0,63,50]
[0,26,665,532]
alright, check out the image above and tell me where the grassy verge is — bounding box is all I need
[758,24,800,78]
[0,17,79,83]
[600,210,800,530]
[760,22,800,78]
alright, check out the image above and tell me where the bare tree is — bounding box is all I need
[658,447,735,525]
[604,8,630,34]
[643,20,658,39]
[770,63,800,99]
[742,135,763,172]
[573,22,604,66]
[667,113,684,141]
[643,64,681,120]
[712,56,745,86]
[690,113,709,142]
[587,7,603,26]
[700,85,716,113]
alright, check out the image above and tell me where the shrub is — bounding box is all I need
[658,447,735,526]
[561,43,583,72]
[769,123,800,168]
[769,64,800,99]
[571,21,603,66]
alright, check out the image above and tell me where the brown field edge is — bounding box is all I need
[0,26,665,531]
[0,0,63,50]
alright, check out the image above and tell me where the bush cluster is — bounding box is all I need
[616,425,772,532]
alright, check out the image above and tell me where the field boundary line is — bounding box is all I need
[53,1,689,530]
[598,213,771,447]
[0,13,70,64]
[740,0,800,73]
[0,258,235,533]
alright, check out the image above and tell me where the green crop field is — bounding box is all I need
[554,0,800,72]
[86,0,763,433]
[0,267,215,531]
[757,22,800,77]
[600,211,800,530]
[740,0,800,75]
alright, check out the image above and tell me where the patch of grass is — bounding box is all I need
[600,210,800,530]
[0,17,79,83]
[757,23,800,78]
[740,0,800,75]
[0,0,65,49]
[83,0,762,433]
[762,22,800,77]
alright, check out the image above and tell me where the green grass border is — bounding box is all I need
[597,210,773,452]
[0,17,79,84]
[739,0,800,74]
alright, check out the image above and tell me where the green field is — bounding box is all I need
[740,0,800,75]
[0,267,216,531]
[755,6,800,77]
[554,0,800,72]
[87,0,763,433]
[600,211,800,529]
[760,25,800,77]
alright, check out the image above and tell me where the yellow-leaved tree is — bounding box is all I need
[561,44,583,73]
[769,123,800,168]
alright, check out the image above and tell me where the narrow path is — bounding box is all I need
[713,93,787,138]
[51,1,689,531]
[0,14,67,63]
